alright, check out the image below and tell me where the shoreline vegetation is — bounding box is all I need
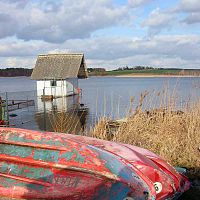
[0,67,200,77]
[116,74,200,77]
[90,90,200,174]
[0,68,32,77]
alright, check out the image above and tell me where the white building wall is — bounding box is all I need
[36,79,77,97]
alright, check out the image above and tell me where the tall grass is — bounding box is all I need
[91,89,200,177]
[48,108,87,134]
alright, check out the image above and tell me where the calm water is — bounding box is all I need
[0,76,200,132]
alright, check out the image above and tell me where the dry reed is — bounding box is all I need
[90,90,200,177]
[48,108,86,134]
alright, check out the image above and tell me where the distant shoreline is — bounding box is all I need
[0,75,200,78]
[0,76,30,78]
[115,74,200,78]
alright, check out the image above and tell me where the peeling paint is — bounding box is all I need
[0,128,190,200]
[0,144,32,158]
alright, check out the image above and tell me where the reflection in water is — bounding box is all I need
[35,95,89,134]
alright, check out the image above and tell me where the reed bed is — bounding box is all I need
[48,108,87,134]
[91,90,200,178]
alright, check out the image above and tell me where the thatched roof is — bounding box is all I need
[31,53,88,80]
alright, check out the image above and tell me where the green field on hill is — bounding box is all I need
[105,69,183,76]
[88,68,200,76]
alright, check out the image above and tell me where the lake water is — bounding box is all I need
[0,76,200,133]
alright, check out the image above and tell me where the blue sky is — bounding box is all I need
[0,0,199,69]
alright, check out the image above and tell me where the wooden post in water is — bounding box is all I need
[43,89,46,131]
[5,92,9,126]
[0,96,2,122]
[0,96,7,126]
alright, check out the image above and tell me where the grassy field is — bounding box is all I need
[104,69,200,76]
[106,69,181,75]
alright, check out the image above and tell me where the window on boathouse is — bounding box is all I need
[50,80,57,87]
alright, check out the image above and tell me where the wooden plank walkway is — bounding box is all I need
[7,100,35,111]
[1,100,35,112]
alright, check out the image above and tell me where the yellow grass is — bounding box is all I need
[91,90,200,177]
[48,109,85,134]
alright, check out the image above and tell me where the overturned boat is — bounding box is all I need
[0,128,190,199]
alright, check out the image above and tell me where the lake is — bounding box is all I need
[0,76,200,133]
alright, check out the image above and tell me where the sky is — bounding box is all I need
[0,0,199,70]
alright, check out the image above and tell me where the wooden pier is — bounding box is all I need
[7,100,35,111]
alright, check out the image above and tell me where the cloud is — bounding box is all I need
[0,57,35,68]
[0,0,130,43]
[176,0,200,24]
[142,8,175,36]
[128,0,153,7]
[183,13,200,24]
[0,0,199,70]
[80,35,200,62]
[0,13,19,38]
[1,0,30,7]
[178,0,200,12]
[0,34,199,69]
[0,39,56,57]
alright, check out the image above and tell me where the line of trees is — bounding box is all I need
[114,66,156,71]
[113,66,184,71]
[87,68,106,76]
[0,68,33,77]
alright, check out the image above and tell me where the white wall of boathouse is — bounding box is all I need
[36,79,78,97]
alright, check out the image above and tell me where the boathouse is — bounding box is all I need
[31,53,88,97]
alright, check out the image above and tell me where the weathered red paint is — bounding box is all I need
[0,128,190,199]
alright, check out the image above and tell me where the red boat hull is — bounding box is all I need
[0,128,190,199]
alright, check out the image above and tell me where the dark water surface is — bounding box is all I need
[0,76,200,133]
